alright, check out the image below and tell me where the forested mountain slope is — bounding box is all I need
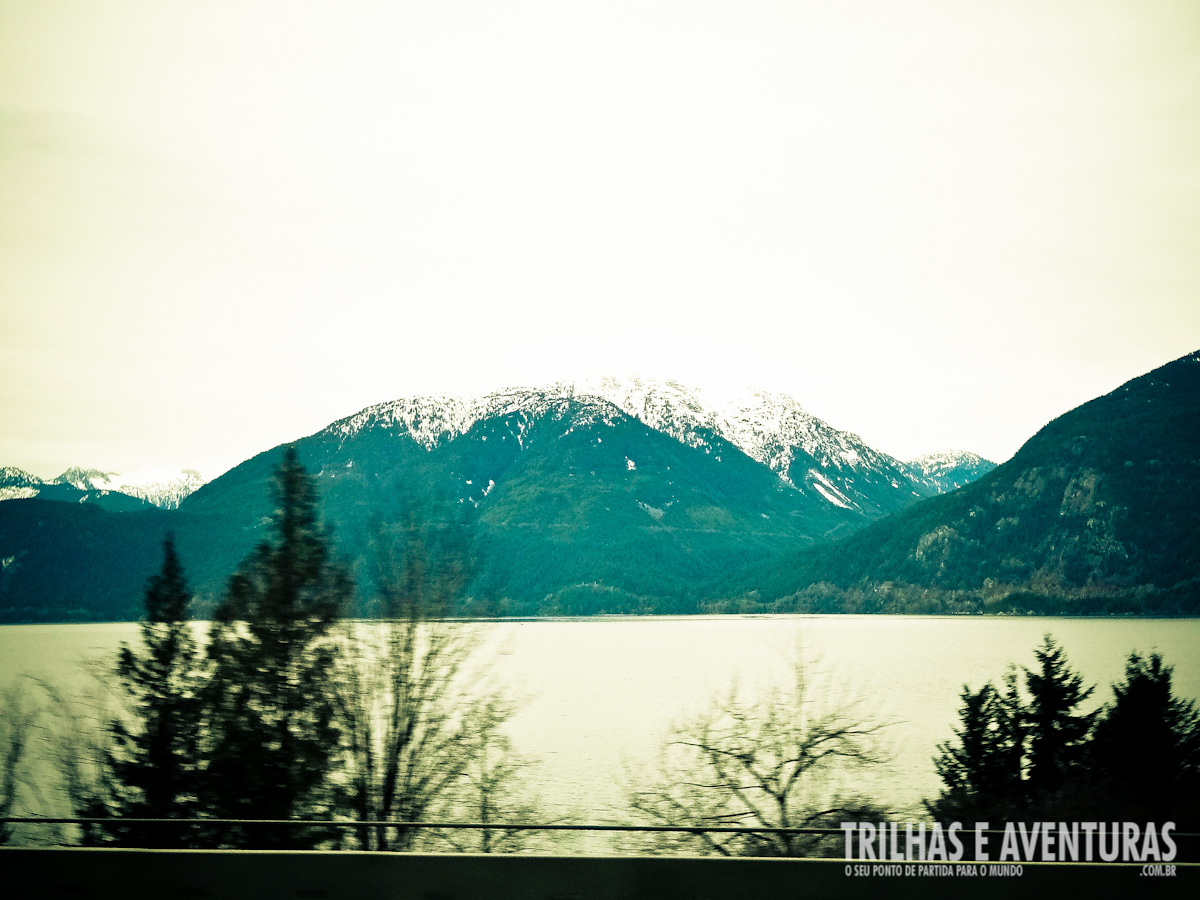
[716,351,1200,614]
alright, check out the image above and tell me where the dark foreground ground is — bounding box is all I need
[2,849,1195,900]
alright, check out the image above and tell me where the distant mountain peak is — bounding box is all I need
[567,377,918,513]
[43,466,205,509]
[908,450,991,469]
[0,466,42,501]
[324,386,627,451]
[905,451,997,493]
[326,393,484,448]
[54,466,118,489]
[0,466,40,486]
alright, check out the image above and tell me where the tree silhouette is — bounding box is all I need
[927,668,1025,822]
[928,636,1100,824]
[200,447,351,849]
[334,518,537,851]
[1023,634,1095,801]
[1089,652,1200,823]
[627,655,892,857]
[101,534,204,847]
[0,686,38,846]
[53,536,203,847]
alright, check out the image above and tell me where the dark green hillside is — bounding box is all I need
[449,401,849,613]
[0,500,171,621]
[719,350,1200,614]
[0,497,268,621]
[0,394,868,621]
[257,397,858,614]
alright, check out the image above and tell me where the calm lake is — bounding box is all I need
[2,615,1198,849]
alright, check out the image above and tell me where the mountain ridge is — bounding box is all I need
[1,466,204,509]
[713,350,1200,615]
[317,376,989,519]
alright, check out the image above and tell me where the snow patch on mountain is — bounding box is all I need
[568,376,903,485]
[0,487,39,501]
[325,387,624,449]
[328,394,482,448]
[0,466,37,482]
[53,467,118,490]
[806,470,855,510]
[1,468,38,501]
[1,467,48,502]
[907,450,988,473]
[568,377,932,519]
[110,470,205,508]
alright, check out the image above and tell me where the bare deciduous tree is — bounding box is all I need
[426,735,553,854]
[627,656,892,857]
[36,672,121,846]
[335,523,541,852]
[0,685,38,845]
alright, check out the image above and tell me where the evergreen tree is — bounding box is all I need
[927,668,1025,821]
[100,534,204,847]
[59,537,202,846]
[1089,652,1200,822]
[929,638,1198,829]
[200,446,351,849]
[1023,635,1095,800]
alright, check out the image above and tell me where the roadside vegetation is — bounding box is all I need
[927,635,1200,829]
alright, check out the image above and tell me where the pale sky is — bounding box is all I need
[3,0,1199,481]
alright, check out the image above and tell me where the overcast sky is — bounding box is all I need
[3,0,1199,481]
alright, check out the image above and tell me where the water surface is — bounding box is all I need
[3,615,1197,844]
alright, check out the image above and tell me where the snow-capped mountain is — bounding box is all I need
[1,466,205,509]
[183,379,869,615]
[7,380,989,519]
[53,467,205,509]
[170,378,1000,615]
[905,451,997,493]
[0,466,41,501]
[324,386,626,449]
[567,377,943,515]
[0,467,151,511]
[2,354,1195,623]
[323,377,987,518]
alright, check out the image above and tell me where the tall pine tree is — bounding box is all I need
[199,446,351,849]
[1023,635,1095,800]
[927,668,1025,821]
[1089,652,1200,823]
[79,535,203,846]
